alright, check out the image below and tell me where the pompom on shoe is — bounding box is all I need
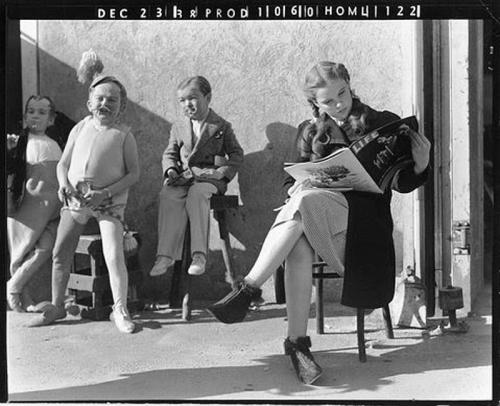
[206,281,262,324]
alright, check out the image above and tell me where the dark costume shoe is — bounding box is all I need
[7,291,24,312]
[284,336,323,384]
[206,281,262,324]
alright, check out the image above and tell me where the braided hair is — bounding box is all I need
[301,62,358,159]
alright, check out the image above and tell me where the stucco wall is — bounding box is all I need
[35,20,414,301]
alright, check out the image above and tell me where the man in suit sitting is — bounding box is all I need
[150,76,244,277]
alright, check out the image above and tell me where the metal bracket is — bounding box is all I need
[452,220,471,255]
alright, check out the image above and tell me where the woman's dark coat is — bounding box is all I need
[288,99,429,309]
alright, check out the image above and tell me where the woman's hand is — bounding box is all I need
[7,134,19,150]
[402,126,431,175]
[287,178,312,196]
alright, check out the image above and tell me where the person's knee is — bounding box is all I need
[186,189,211,210]
[293,190,317,205]
[287,235,313,263]
[188,184,213,199]
[159,192,183,210]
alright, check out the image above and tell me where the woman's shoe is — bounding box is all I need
[206,281,262,324]
[284,336,323,384]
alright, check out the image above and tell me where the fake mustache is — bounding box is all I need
[95,105,112,114]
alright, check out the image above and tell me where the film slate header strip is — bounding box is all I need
[6,1,496,20]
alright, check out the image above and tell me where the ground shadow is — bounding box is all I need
[132,303,287,329]
[9,315,492,401]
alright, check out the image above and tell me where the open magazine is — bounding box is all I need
[284,116,419,194]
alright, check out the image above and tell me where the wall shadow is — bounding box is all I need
[18,46,304,303]
[19,44,174,300]
[192,122,300,300]
[227,122,298,262]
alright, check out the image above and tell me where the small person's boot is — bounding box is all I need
[149,256,175,277]
[7,291,24,312]
[26,304,67,327]
[6,281,24,312]
[206,281,262,324]
[284,336,323,384]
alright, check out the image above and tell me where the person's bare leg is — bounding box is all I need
[208,213,305,324]
[99,217,135,334]
[282,234,322,384]
[284,235,314,340]
[244,213,304,287]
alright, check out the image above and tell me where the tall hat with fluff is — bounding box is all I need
[77,49,128,114]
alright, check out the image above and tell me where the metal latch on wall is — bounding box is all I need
[452,220,470,255]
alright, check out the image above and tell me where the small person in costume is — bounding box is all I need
[7,96,63,312]
[28,50,140,333]
[149,76,243,277]
[207,61,431,384]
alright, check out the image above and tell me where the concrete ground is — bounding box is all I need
[6,285,493,403]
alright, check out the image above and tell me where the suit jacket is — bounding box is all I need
[162,109,244,194]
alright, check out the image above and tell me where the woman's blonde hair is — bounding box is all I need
[303,61,352,118]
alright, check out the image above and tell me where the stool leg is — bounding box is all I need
[315,264,324,334]
[382,304,394,339]
[357,308,367,362]
[129,285,138,301]
[169,262,182,308]
[93,292,106,321]
[214,209,236,288]
[274,265,286,304]
[180,226,192,321]
[169,225,192,321]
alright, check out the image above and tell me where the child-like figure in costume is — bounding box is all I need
[29,51,140,333]
[150,76,243,277]
[7,96,62,312]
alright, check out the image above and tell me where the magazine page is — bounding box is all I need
[350,116,418,191]
[284,148,382,194]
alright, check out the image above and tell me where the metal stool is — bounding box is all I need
[169,194,238,320]
[275,258,394,362]
[313,259,394,362]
